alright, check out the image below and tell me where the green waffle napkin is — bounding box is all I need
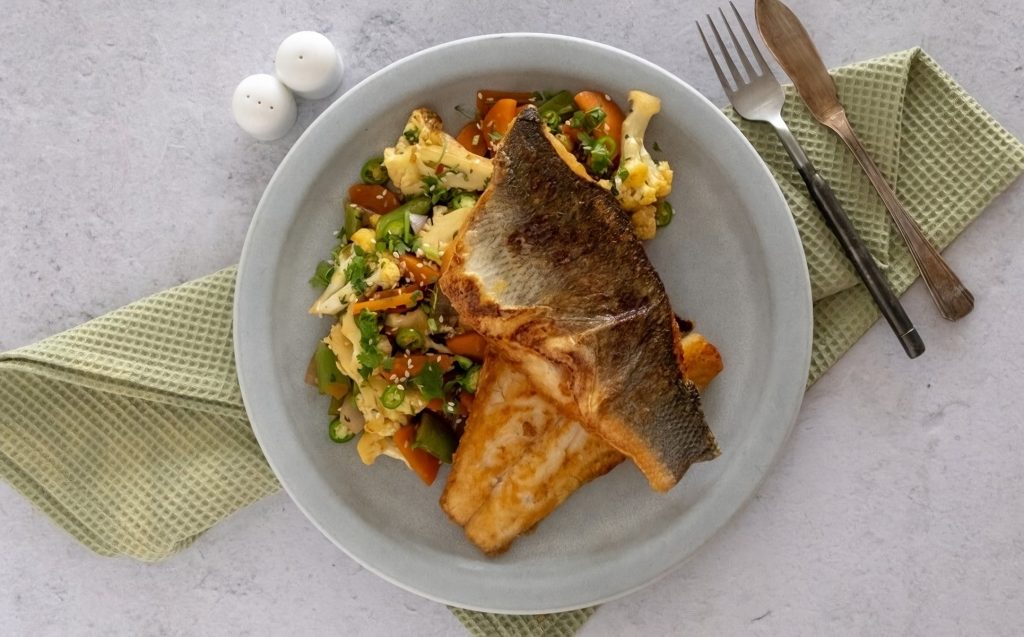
[1,48,1022,637]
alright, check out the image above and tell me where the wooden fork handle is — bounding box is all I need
[826,114,975,321]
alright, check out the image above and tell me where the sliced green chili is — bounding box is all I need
[655,199,674,228]
[448,191,479,210]
[395,327,425,351]
[460,365,481,394]
[380,383,405,409]
[328,416,355,443]
[375,197,431,240]
[359,156,388,185]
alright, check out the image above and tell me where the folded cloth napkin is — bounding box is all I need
[1,48,1022,637]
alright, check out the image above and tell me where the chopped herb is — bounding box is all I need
[617,167,630,182]
[569,106,606,133]
[421,175,453,205]
[579,132,617,176]
[308,260,334,289]
[403,127,420,144]
[344,246,370,295]
[488,130,503,143]
[355,309,385,378]
[453,355,474,370]
[454,104,475,120]
[412,361,445,400]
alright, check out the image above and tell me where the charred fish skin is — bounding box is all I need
[441,107,718,492]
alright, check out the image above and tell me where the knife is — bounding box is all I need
[755,0,975,321]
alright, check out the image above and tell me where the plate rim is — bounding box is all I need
[234,32,813,614]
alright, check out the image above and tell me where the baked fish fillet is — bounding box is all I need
[444,331,721,554]
[440,107,719,491]
[440,354,578,526]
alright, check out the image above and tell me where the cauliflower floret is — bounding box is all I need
[350,228,376,253]
[630,205,658,240]
[356,431,408,466]
[417,205,471,259]
[377,257,401,289]
[615,91,673,211]
[308,244,392,316]
[383,108,493,196]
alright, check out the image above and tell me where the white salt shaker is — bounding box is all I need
[232,74,297,141]
[274,31,344,100]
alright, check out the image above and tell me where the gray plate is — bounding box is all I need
[234,33,812,614]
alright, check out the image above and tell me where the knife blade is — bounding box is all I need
[754,0,845,124]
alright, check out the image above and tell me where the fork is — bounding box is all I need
[698,3,925,359]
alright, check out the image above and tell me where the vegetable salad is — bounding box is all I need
[306,88,675,485]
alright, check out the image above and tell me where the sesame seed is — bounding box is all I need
[438,316,445,324]
[476,92,482,99]
[415,263,422,269]
[604,93,611,101]
[375,194,384,200]
[392,251,400,259]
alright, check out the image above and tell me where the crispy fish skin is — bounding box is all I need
[441,107,718,492]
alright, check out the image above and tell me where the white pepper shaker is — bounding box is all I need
[274,31,344,100]
[231,74,297,141]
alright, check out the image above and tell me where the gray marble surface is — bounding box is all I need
[2,1,1023,635]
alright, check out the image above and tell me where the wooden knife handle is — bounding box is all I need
[827,114,975,321]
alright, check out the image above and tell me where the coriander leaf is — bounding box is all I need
[403,127,420,143]
[413,361,445,400]
[355,309,383,378]
[344,248,369,295]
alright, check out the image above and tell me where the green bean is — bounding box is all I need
[343,203,363,239]
[412,411,457,463]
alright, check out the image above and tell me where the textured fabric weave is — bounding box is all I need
[1,49,1022,636]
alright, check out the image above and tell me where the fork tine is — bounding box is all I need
[730,1,771,75]
[705,15,744,88]
[719,8,756,78]
[697,22,733,95]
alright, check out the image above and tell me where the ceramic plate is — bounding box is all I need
[234,33,812,613]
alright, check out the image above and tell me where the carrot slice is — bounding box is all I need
[482,98,518,153]
[383,354,455,382]
[573,91,625,158]
[458,391,475,416]
[394,425,440,486]
[475,90,535,118]
[399,253,440,287]
[455,121,488,156]
[350,287,423,315]
[348,184,400,214]
[445,332,487,360]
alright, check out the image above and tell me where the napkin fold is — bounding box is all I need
[1,48,1022,637]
